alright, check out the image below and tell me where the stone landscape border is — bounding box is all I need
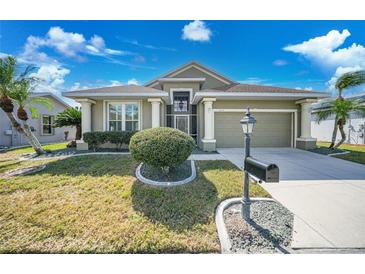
[20,152,131,161]
[0,165,46,179]
[215,196,277,253]
[135,160,197,187]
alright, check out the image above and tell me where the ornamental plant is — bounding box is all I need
[129,127,196,171]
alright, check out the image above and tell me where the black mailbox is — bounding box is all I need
[244,157,279,183]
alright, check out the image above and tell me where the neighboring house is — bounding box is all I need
[0,92,76,148]
[63,61,328,151]
[311,92,365,145]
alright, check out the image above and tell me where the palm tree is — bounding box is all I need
[53,107,82,140]
[316,70,365,148]
[0,56,53,155]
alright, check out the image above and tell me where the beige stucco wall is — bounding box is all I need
[92,100,104,131]
[173,66,228,89]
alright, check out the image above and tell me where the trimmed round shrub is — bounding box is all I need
[130,127,196,168]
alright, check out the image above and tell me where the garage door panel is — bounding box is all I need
[215,112,292,148]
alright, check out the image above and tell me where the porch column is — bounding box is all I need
[296,99,317,150]
[148,98,162,128]
[76,99,95,150]
[202,98,216,151]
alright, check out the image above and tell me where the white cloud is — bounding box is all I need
[284,29,365,93]
[295,86,313,91]
[22,26,127,63]
[238,77,270,85]
[70,78,140,90]
[127,78,139,85]
[31,64,71,93]
[0,52,9,58]
[123,39,177,52]
[327,65,362,92]
[272,59,288,66]
[109,80,123,87]
[182,20,212,42]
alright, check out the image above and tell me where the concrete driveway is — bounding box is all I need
[217,147,365,249]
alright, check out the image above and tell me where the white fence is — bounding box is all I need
[311,118,365,145]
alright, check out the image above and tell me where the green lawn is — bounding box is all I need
[0,142,68,174]
[317,141,365,165]
[0,154,269,253]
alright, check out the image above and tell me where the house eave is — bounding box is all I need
[192,92,330,104]
[62,92,170,103]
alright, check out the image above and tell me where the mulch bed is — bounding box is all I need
[140,160,192,182]
[224,200,294,253]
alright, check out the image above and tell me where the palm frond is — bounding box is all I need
[29,105,40,119]
[0,56,16,96]
[31,97,54,111]
[335,70,365,93]
[53,107,81,128]
[315,108,335,123]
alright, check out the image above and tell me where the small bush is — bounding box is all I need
[130,127,196,169]
[83,132,108,151]
[83,131,135,151]
[108,131,135,150]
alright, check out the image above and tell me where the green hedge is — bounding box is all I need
[129,127,196,168]
[83,131,136,150]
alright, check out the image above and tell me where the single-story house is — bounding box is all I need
[63,61,328,151]
[311,92,365,145]
[0,92,76,148]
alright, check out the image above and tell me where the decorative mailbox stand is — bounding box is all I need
[240,108,280,221]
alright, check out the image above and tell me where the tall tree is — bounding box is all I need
[53,107,82,140]
[0,56,53,155]
[317,70,365,148]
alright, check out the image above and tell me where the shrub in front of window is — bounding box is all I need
[107,131,136,150]
[129,127,196,170]
[83,132,108,151]
[83,131,136,151]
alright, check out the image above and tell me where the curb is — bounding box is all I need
[215,197,276,254]
[135,160,196,187]
[328,151,350,156]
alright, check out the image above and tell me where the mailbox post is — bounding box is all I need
[240,108,256,221]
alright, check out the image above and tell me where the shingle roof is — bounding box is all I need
[65,84,162,95]
[202,83,322,94]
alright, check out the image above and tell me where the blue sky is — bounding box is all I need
[1,20,365,98]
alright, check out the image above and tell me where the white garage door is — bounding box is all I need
[215,112,292,148]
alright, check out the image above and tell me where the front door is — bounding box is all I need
[175,115,189,134]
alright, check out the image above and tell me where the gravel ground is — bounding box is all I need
[224,200,294,253]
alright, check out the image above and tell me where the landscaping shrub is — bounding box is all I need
[108,131,136,150]
[129,127,196,169]
[83,132,108,151]
[83,131,136,151]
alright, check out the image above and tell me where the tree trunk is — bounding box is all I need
[334,120,346,148]
[329,116,338,149]
[75,124,82,140]
[4,111,46,155]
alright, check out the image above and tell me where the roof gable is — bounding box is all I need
[145,61,236,88]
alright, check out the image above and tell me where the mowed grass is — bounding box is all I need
[0,142,68,174]
[0,154,269,253]
[317,141,365,165]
